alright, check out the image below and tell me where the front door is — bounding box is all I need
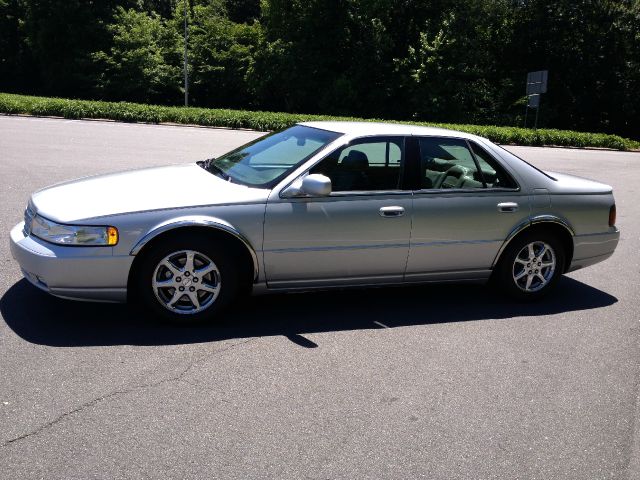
[263,136,413,288]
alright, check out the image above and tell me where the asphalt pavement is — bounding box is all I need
[1,116,639,479]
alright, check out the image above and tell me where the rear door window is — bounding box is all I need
[418,137,485,189]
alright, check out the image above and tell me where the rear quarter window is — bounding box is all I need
[469,142,519,189]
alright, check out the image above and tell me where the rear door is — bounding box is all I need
[406,136,530,280]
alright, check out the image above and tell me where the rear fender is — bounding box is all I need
[491,215,575,269]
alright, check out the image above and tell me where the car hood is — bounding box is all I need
[545,171,613,194]
[31,163,270,223]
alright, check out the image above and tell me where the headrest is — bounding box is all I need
[341,150,369,170]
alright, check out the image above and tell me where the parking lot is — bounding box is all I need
[1,116,639,479]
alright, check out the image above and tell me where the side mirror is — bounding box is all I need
[282,174,332,198]
[301,174,332,196]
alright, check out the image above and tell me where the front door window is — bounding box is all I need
[311,137,404,192]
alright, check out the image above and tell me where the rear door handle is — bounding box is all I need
[497,202,519,213]
[379,206,405,218]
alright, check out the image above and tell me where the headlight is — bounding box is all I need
[28,214,118,246]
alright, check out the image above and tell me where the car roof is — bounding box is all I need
[299,121,482,141]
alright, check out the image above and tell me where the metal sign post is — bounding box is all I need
[524,70,548,129]
[183,0,189,107]
[528,93,540,129]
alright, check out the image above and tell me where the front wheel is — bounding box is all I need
[495,232,565,301]
[136,235,241,323]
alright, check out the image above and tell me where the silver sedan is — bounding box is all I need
[10,122,620,323]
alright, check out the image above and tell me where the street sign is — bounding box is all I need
[524,70,548,129]
[526,70,548,95]
[527,94,540,108]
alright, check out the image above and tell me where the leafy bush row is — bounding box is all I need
[1,93,638,151]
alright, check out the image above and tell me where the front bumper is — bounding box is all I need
[10,222,133,302]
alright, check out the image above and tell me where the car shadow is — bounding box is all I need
[0,277,617,348]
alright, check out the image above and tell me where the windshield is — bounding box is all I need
[201,125,342,188]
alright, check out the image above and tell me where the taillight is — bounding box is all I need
[609,204,616,227]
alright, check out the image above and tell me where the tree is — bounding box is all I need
[0,0,31,92]
[508,0,640,136]
[20,0,130,97]
[179,1,261,108]
[251,0,395,116]
[225,0,260,23]
[92,7,182,103]
[1,0,638,137]
[397,0,515,124]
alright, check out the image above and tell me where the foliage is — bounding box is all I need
[92,7,182,103]
[396,1,516,125]
[0,0,638,139]
[184,2,261,108]
[1,92,637,151]
[0,0,24,91]
[507,0,640,140]
[19,0,129,97]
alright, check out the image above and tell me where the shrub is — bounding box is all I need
[1,92,638,150]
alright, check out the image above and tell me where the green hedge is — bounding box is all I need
[1,92,638,150]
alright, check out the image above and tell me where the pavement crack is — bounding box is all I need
[1,388,130,448]
[1,337,256,448]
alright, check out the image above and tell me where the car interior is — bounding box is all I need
[419,138,513,190]
[311,139,403,191]
[309,136,517,192]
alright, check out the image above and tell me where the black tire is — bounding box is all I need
[495,231,565,301]
[136,234,242,324]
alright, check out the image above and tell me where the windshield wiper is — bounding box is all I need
[199,158,232,182]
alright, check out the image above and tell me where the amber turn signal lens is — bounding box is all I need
[609,205,616,227]
[107,226,119,245]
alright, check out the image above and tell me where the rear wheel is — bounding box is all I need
[496,231,565,300]
[136,235,241,323]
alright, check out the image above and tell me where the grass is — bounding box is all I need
[1,92,638,151]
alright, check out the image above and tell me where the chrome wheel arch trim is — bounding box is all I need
[491,215,574,269]
[130,215,259,281]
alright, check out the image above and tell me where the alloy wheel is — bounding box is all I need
[512,241,556,293]
[152,249,221,314]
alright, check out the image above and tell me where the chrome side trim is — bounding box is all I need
[130,217,259,281]
[265,243,408,254]
[411,238,501,248]
[490,215,575,269]
[403,269,491,282]
[268,274,404,289]
[259,273,490,293]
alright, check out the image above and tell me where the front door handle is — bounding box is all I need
[497,202,519,213]
[379,206,405,218]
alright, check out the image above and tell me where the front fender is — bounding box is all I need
[129,215,259,279]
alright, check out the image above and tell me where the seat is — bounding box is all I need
[333,150,370,191]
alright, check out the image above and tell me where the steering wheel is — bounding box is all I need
[440,165,469,189]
